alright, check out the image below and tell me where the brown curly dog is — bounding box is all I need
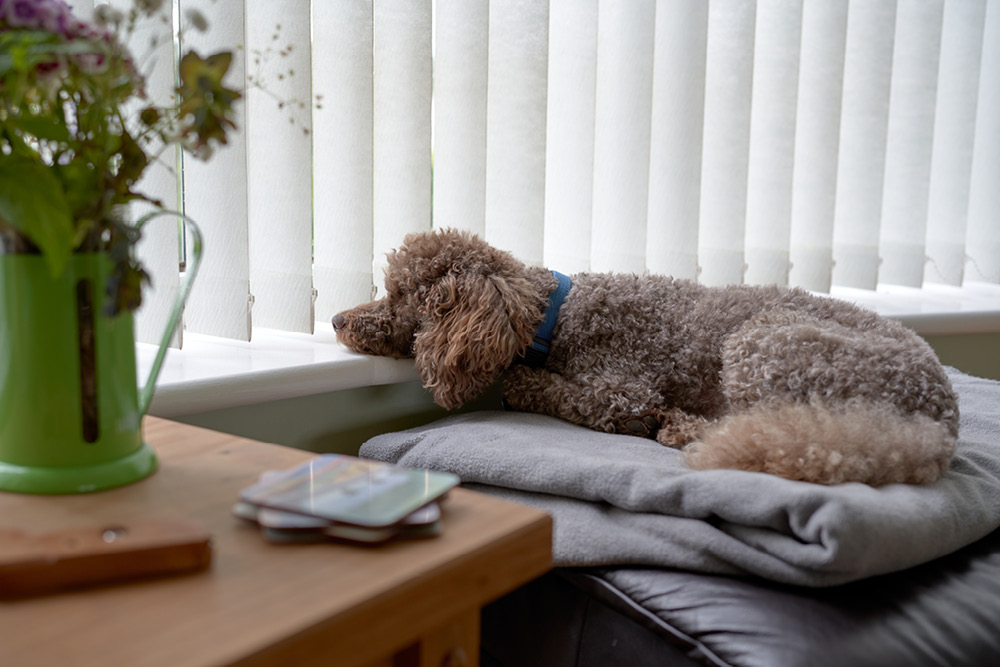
[333,228,959,486]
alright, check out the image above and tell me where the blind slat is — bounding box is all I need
[788,0,849,292]
[744,0,804,287]
[133,160,182,348]
[246,0,314,333]
[698,0,757,287]
[179,0,251,340]
[831,0,897,290]
[965,0,1000,284]
[106,0,184,347]
[484,0,550,265]
[372,1,433,281]
[646,0,709,281]
[925,0,988,286]
[590,0,656,274]
[543,0,598,274]
[312,0,374,321]
[433,0,489,236]
[878,0,944,287]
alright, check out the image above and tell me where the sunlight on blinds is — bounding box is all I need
[788,0,848,293]
[177,0,251,340]
[744,0,802,287]
[433,0,489,236]
[831,0,897,290]
[484,0,549,265]
[698,0,756,287]
[590,0,655,274]
[965,0,1000,284]
[105,0,184,347]
[246,0,314,333]
[645,0,708,282]
[132,0,998,350]
[372,0,432,283]
[311,0,373,323]
[878,0,944,288]
[925,0,987,286]
[543,0,597,274]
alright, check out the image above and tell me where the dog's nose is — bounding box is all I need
[332,313,346,331]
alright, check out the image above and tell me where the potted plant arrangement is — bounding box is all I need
[0,0,241,493]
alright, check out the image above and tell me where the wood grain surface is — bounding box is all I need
[0,417,552,667]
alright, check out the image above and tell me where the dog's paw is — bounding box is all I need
[655,410,710,449]
[620,413,662,439]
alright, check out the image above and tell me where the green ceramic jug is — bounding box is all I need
[0,213,202,494]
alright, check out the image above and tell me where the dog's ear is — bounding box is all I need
[413,271,531,409]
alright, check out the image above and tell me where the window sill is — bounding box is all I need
[138,282,1000,418]
[829,282,1000,335]
[137,325,419,418]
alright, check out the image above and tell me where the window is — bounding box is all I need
[115,0,997,352]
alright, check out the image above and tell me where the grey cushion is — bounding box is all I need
[362,368,1000,586]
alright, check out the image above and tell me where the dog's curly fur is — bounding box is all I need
[334,228,959,486]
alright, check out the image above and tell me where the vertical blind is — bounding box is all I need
[105,0,184,346]
[590,0,655,274]
[79,0,999,345]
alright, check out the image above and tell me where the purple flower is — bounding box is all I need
[2,0,73,36]
[45,1,74,35]
[4,0,50,29]
[1,0,119,57]
[1,0,110,43]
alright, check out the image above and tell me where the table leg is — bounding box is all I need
[384,607,481,667]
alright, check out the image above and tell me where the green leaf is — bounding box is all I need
[10,115,71,144]
[118,128,149,186]
[0,156,75,276]
[0,31,64,75]
[177,50,242,150]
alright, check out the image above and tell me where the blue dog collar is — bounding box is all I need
[518,270,571,368]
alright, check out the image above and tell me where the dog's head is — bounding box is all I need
[333,228,543,409]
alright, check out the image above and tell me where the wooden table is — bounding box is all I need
[0,417,553,667]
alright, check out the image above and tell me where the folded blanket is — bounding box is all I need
[360,369,1000,586]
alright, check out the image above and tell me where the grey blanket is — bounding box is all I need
[360,369,1000,586]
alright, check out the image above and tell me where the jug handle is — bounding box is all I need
[135,211,204,416]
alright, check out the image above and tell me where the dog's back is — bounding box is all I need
[546,274,958,485]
